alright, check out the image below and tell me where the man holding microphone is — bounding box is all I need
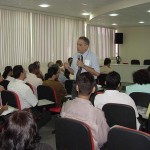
[64,36,100,99]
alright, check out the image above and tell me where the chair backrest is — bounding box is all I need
[143,59,150,65]
[26,82,34,93]
[96,74,107,86]
[65,80,74,94]
[55,118,94,150]
[131,59,140,65]
[37,85,58,104]
[1,90,21,109]
[107,125,150,150]
[102,103,136,129]
[129,92,150,108]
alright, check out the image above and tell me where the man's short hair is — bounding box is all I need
[104,58,111,65]
[56,60,63,67]
[133,69,150,84]
[47,64,59,78]
[76,72,95,96]
[13,65,24,79]
[78,36,90,45]
[106,71,121,90]
[28,63,38,73]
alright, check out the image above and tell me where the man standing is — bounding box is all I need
[61,72,109,150]
[64,36,100,98]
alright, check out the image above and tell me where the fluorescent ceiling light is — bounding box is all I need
[139,21,144,24]
[147,10,150,13]
[82,12,90,16]
[112,23,117,26]
[109,13,118,16]
[81,3,87,6]
[39,4,50,8]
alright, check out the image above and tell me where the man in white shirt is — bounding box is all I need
[8,65,51,129]
[25,63,43,96]
[94,71,140,129]
[8,65,38,109]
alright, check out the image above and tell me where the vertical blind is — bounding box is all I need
[0,7,116,71]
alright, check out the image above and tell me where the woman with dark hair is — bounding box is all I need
[2,66,14,81]
[43,64,67,106]
[126,69,150,95]
[0,110,54,150]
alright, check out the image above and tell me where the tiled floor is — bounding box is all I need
[39,115,57,150]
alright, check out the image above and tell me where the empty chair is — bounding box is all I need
[107,125,150,150]
[1,90,21,109]
[131,59,140,65]
[102,103,136,129]
[37,85,61,113]
[144,59,150,65]
[55,118,94,150]
[129,92,150,108]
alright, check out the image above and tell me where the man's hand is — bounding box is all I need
[77,60,84,68]
[0,86,4,92]
[3,104,8,111]
[64,62,69,69]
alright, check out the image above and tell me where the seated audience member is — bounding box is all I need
[0,110,54,150]
[61,72,109,149]
[44,61,54,80]
[25,63,43,95]
[43,64,67,106]
[47,61,54,68]
[56,60,65,72]
[2,66,14,81]
[94,71,140,129]
[56,60,67,85]
[7,65,38,110]
[126,69,150,95]
[0,73,9,90]
[100,58,113,74]
[33,61,44,81]
[64,57,73,79]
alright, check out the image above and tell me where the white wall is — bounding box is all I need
[118,26,150,65]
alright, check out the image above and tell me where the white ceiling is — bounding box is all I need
[0,0,150,28]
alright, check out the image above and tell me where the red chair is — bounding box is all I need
[37,85,61,113]
[55,118,94,150]
[107,125,150,150]
[26,82,34,94]
[1,90,21,110]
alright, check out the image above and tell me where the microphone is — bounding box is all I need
[77,55,80,61]
[77,55,81,70]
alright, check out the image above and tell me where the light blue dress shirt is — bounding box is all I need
[71,50,100,80]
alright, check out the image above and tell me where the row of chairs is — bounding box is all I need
[131,59,150,65]
[1,85,61,113]
[55,118,150,150]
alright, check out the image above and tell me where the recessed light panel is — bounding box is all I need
[139,21,144,24]
[112,23,117,26]
[82,12,90,16]
[109,13,118,16]
[39,4,50,8]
